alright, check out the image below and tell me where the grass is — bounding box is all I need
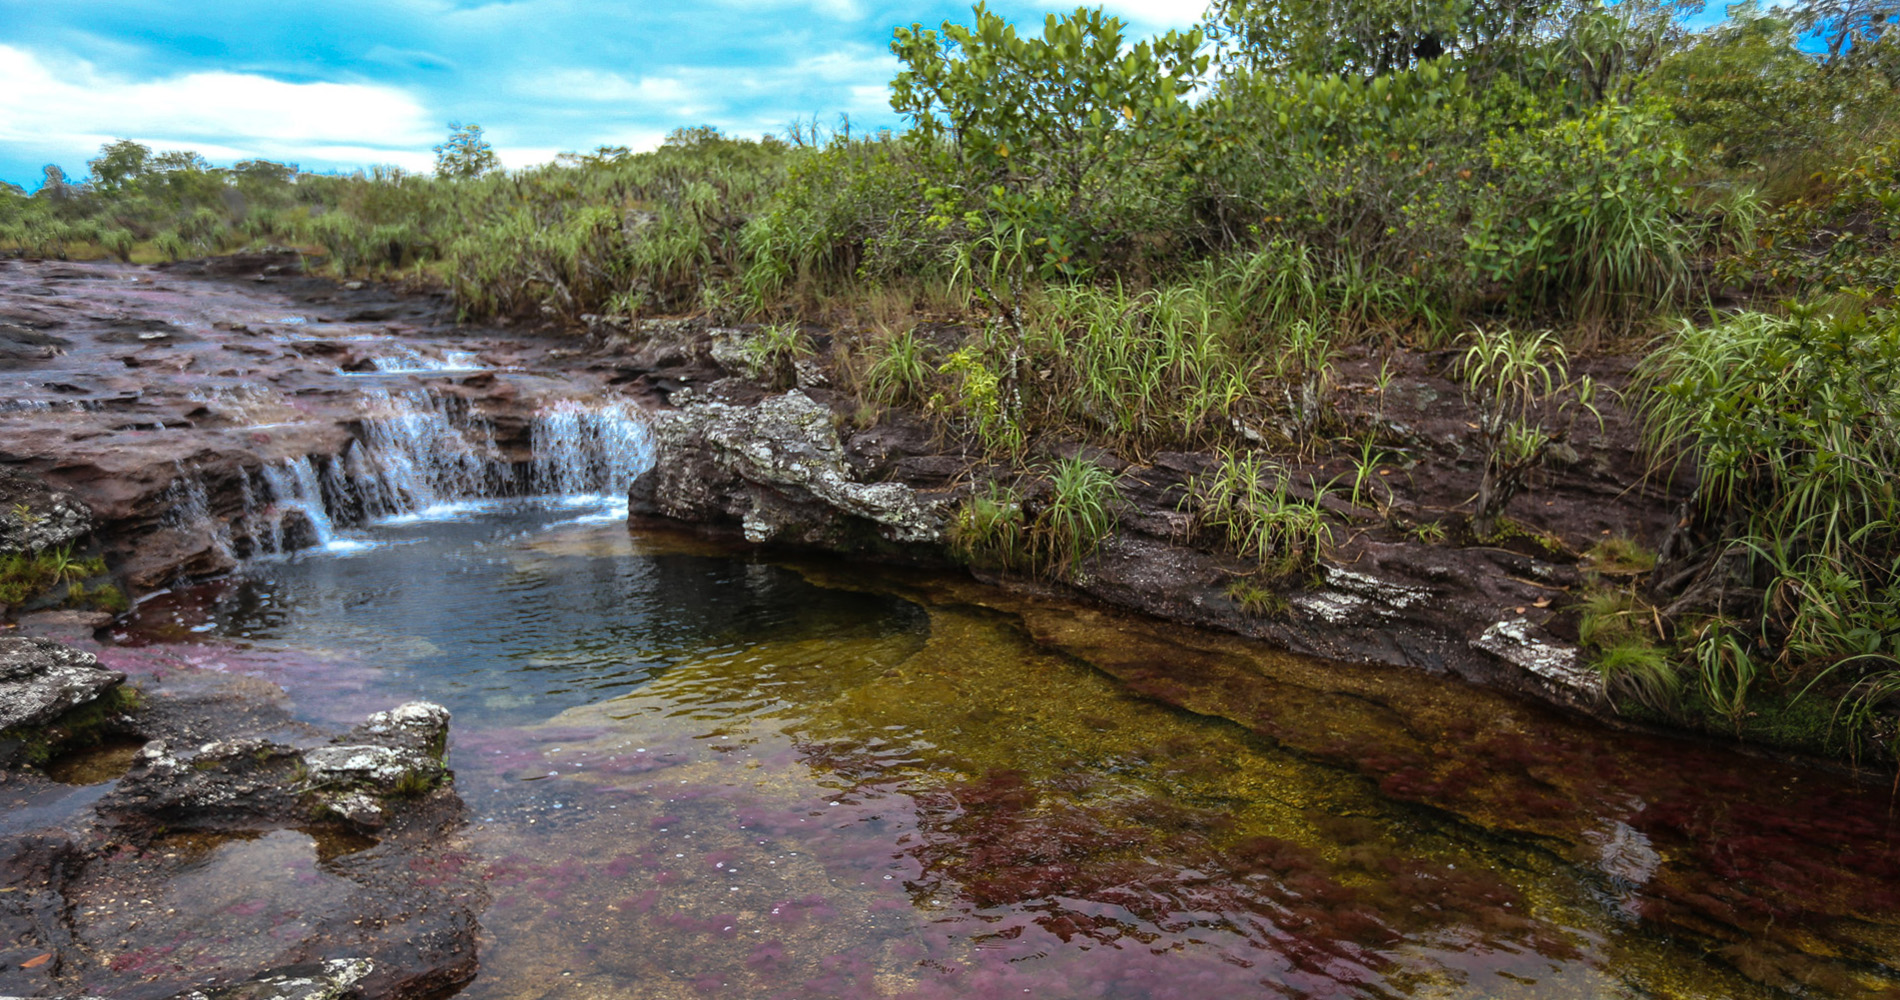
[1034,458,1123,576]
[739,322,812,389]
[1460,327,1598,538]
[862,327,935,406]
[951,460,1124,579]
[1639,303,1900,731]
[0,546,108,606]
[951,484,1028,572]
[1183,448,1335,578]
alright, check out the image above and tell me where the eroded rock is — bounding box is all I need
[633,390,949,548]
[1471,617,1603,708]
[104,701,452,833]
[170,957,376,1000]
[0,467,93,555]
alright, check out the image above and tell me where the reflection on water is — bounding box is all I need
[115,507,1900,999]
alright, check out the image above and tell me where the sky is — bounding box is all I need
[0,0,1204,189]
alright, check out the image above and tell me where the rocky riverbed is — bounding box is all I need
[1,255,1894,998]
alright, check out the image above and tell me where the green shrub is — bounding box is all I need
[1034,458,1123,575]
[1465,102,1702,327]
[951,483,1029,571]
[862,327,935,406]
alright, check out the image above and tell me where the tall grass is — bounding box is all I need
[1016,283,1257,453]
[1182,448,1334,577]
[1640,303,1900,724]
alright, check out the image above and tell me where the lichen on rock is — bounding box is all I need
[105,701,453,833]
[0,467,93,556]
[632,390,949,548]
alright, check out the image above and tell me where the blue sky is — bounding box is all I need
[0,0,1202,188]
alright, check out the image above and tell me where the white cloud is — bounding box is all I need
[0,43,436,172]
[1094,0,1206,32]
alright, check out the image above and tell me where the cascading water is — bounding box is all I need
[530,400,657,502]
[163,462,235,561]
[242,389,657,556]
[353,345,486,374]
[345,390,512,520]
[254,457,358,554]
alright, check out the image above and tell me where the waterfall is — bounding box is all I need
[257,457,344,552]
[357,345,485,374]
[345,390,511,520]
[237,390,654,557]
[163,463,235,561]
[530,400,657,501]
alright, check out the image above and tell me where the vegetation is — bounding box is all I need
[5,0,1900,758]
[0,546,110,608]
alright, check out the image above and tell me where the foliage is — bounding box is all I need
[435,123,500,180]
[1649,3,1900,177]
[952,461,1122,577]
[951,483,1029,571]
[1640,302,1900,723]
[1183,449,1334,577]
[0,547,108,606]
[1721,138,1900,294]
[891,3,1207,274]
[1465,102,1709,326]
[1459,327,1598,537]
[1033,458,1123,575]
[862,327,937,406]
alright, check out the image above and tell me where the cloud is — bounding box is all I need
[1092,0,1207,32]
[0,43,436,173]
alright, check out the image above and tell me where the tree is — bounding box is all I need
[36,165,76,202]
[1794,0,1899,64]
[434,122,499,179]
[1203,0,1654,79]
[890,3,1207,265]
[88,139,152,193]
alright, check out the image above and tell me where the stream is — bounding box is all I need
[96,502,1900,1000]
[6,260,1898,999]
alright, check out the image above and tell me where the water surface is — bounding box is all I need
[111,506,1900,999]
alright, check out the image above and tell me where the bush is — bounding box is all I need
[1465,102,1703,327]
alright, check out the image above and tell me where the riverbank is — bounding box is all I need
[1,254,1887,771]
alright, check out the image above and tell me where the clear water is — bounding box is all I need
[111,508,1900,1000]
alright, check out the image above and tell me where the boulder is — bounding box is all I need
[0,638,125,752]
[632,390,948,548]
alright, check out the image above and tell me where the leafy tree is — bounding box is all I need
[890,3,1207,271]
[150,150,211,173]
[1649,1,1900,172]
[1794,0,1899,63]
[1206,0,1574,77]
[36,165,77,202]
[88,139,152,193]
[434,122,499,179]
